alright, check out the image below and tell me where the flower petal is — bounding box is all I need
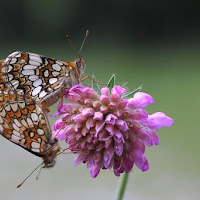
[114,142,123,156]
[142,155,149,172]
[93,112,103,121]
[53,118,65,131]
[100,95,110,105]
[105,114,118,125]
[90,163,100,178]
[110,85,126,102]
[81,108,95,117]
[146,112,173,130]
[74,153,87,166]
[118,99,128,109]
[116,119,129,131]
[101,87,110,96]
[127,92,154,108]
[53,129,66,140]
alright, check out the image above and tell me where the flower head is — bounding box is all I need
[53,85,173,177]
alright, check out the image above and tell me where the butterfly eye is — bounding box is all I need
[76,61,81,68]
[43,158,56,168]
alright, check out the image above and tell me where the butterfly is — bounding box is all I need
[0,51,85,110]
[0,90,60,168]
[0,31,89,110]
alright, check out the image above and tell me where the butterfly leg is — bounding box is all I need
[81,75,107,85]
[57,85,70,112]
[56,147,77,156]
[40,101,51,113]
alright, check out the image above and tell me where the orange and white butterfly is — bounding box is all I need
[0,31,89,110]
[0,90,60,168]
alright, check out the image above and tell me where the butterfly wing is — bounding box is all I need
[0,91,55,156]
[1,51,70,103]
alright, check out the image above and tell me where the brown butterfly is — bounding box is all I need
[0,30,89,111]
[0,90,60,169]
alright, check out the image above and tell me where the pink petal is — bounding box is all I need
[114,129,124,143]
[98,129,109,141]
[114,142,123,156]
[90,163,100,178]
[115,119,129,131]
[65,124,76,136]
[81,108,95,117]
[125,159,134,173]
[103,146,114,168]
[82,126,88,136]
[93,112,104,121]
[118,99,128,109]
[100,95,110,105]
[53,119,65,131]
[95,121,105,135]
[135,128,152,146]
[105,124,115,136]
[86,117,95,129]
[101,87,110,96]
[127,92,154,109]
[92,101,101,109]
[104,137,113,148]
[72,114,87,123]
[51,102,76,117]
[105,114,118,125]
[100,105,108,114]
[84,99,93,106]
[83,87,99,100]
[69,85,85,96]
[142,155,149,172]
[146,112,173,130]
[108,102,117,111]
[129,109,148,121]
[111,85,126,96]
[53,129,66,140]
[110,85,126,102]
[135,128,159,146]
[74,153,87,166]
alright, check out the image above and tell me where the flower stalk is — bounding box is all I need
[116,172,129,200]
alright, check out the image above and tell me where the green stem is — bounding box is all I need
[116,173,130,200]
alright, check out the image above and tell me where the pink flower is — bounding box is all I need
[53,85,173,177]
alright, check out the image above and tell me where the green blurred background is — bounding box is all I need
[0,1,199,199]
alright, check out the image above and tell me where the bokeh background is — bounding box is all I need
[0,1,200,200]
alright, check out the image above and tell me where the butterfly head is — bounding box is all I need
[43,158,56,168]
[75,57,85,74]
[42,139,61,168]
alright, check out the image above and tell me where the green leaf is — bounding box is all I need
[121,82,128,88]
[91,75,101,95]
[107,74,115,91]
[122,84,143,99]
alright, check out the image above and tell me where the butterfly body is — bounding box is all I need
[0,51,85,108]
[0,90,60,167]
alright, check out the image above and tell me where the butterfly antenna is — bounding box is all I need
[78,30,89,56]
[16,162,43,188]
[66,34,78,58]
[35,164,43,180]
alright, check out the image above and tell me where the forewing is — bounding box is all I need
[0,91,53,155]
[0,59,7,90]
[1,51,70,102]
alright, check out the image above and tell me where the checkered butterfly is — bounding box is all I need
[0,90,60,169]
[0,51,85,110]
[0,31,88,110]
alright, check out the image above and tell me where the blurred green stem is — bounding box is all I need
[116,173,129,200]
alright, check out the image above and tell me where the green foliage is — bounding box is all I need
[107,74,115,91]
[122,84,143,99]
[91,75,101,95]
